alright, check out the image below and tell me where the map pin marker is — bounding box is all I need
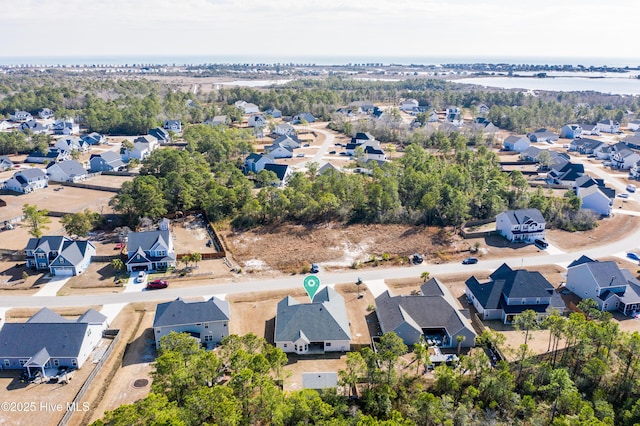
[303,275,321,302]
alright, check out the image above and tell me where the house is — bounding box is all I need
[465,263,565,323]
[38,108,55,120]
[427,110,440,122]
[126,229,176,272]
[349,101,374,114]
[351,132,376,145]
[25,236,96,276]
[0,120,16,130]
[81,132,106,146]
[399,99,419,112]
[247,115,267,128]
[335,107,354,116]
[569,137,603,155]
[204,115,228,126]
[264,144,293,159]
[471,117,498,134]
[235,101,260,115]
[273,134,302,150]
[628,120,640,132]
[20,119,48,134]
[244,153,274,174]
[264,107,282,118]
[263,163,292,187]
[502,135,530,153]
[274,286,350,354]
[318,162,341,175]
[148,127,171,144]
[560,124,582,139]
[629,161,640,180]
[153,297,230,349]
[364,145,386,162]
[371,106,385,120]
[576,182,614,216]
[596,119,620,134]
[274,123,296,136]
[346,133,380,155]
[566,256,640,315]
[579,123,600,136]
[52,120,79,136]
[292,112,316,124]
[445,107,463,126]
[548,162,585,187]
[10,111,32,122]
[375,278,476,347]
[3,168,48,193]
[163,120,182,133]
[46,160,88,183]
[55,137,88,153]
[0,156,13,171]
[611,148,640,170]
[477,104,490,115]
[496,209,546,243]
[527,128,559,143]
[0,307,108,376]
[26,149,67,164]
[89,151,126,172]
[122,141,153,161]
[595,144,611,160]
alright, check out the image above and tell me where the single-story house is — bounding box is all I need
[20,120,49,134]
[274,123,296,136]
[264,108,282,118]
[465,263,565,324]
[375,277,476,347]
[527,128,559,143]
[292,112,316,124]
[496,208,546,243]
[38,108,55,120]
[274,286,351,354]
[153,297,230,349]
[399,99,419,112]
[0,307,108,376]
[569,137,603,155]
[579,124,600,136]
[204,115,228,126]
[26,149,67,164]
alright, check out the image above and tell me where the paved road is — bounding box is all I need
[297,124,336,169]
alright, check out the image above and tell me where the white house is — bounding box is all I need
[235,101,259,114]
[399,99,419,112]
[560,124,582,139]
[628,120,640,132]
[495,208,545,243]
[274,286,351,354]
[163,120,182,133]
[566,256,640,315]
[46,160,88,183]
[364,145,386,162]
[153,297,230,349]
[247,115,267,128]
[0,155,13,171]
[52,120,80,136]
[55,137,88,153]
[38,108,55,120]
[10,111,32,122]
[4,168,48,193]
[244,153,274,174]
[502,135,530,153]
[274,123,296,136]
[596,119,620,134]
[577,185,613,216]
[126,229,176,272]
[611,148,640,170]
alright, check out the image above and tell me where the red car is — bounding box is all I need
[114,243,124,250]
[146,279,168,290]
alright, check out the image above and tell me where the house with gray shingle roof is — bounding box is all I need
[566,257,640,315]
[527,128,559,143]
[274,286,351,354]
[495,209,545,243]
[55,136,87,153]
[0,156,13,171]
[163,120,182,133]
[612,147,640,170]
[89,151,126,172]
[0,307,107,377]
[25,236,96,276]
[465,263,565,323]
[503,135,530,153]
[52,120,79,136]
[38,108,54,120]
[153,297,230,349]
[20,119,48,134]
[125,229,176,272]
[375,278,476,347]
[45,159,87,182]
[10,111,32,122]
[82,132,106,146]
[149,127,171,144]
[292,112,316,124]
[3,168,48,193]
[596,119,620,134]
[26,148,68,164]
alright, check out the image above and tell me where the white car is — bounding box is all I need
[136,271,147,283]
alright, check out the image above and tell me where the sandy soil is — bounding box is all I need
[547,214,639,251]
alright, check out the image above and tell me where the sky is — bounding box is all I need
[2,0,640,64]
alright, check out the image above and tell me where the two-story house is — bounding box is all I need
[596,119,620,134]
[502,135,530,153]
[163,120,182,133]
[4,168,48,194]
[10,111,33,122]
[611,148,640,170]
[125,229,176,272]
[566,256,640,315]
[153,297,230,349]
[55,137,88,153]
[46,160,88,183]
[465,263,565,323]
[89,151,126,172]
[25,236,96,276]
[495,209,546,243]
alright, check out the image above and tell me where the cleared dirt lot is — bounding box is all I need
[547,214,639,251]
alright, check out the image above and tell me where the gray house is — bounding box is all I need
[0,307,108,377]
[0,155,13,171]
[46,160,88,182]
[126,229,176,272]
[89,151,126,172]
[25,236,96,276]
[274,286,351,354]
[3,168,48,193]
[375,278,476,348]
[153,297,230,349]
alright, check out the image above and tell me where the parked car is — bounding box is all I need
[412,253,423,264]
[534,239,549,249]
[462,257,478,265]
[627,252,640,261]
[627,184,637,193]
[136,271,147,283]
[114,242,124,250]
[146,279,168,289]
[310,263,319,274]
[329,150,337,154]
[619,193,629,198]
[296,153,305,157]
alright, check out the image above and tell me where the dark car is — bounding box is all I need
[534,239,549,249]
[412,253,423,264]
[310,263,319,273]
[146,279,168,289]
[329,150,337,154]
[627,252,640,261]
[462,257,478,265]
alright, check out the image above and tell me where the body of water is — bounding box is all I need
[1,55,639,68]
[451,76,640,95]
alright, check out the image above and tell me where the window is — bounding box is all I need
[3,360,9,367]
[283,344,287,348]
[19,360,27,366]
[326,342,332,347]
[53,359,59,367]
[294,345,298,351]
[204,335,212,342]
[155,328,160,333]
[196,323,202,326]
[204,324,209,329]
[71,359,77,367]
[223,323,227,327]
